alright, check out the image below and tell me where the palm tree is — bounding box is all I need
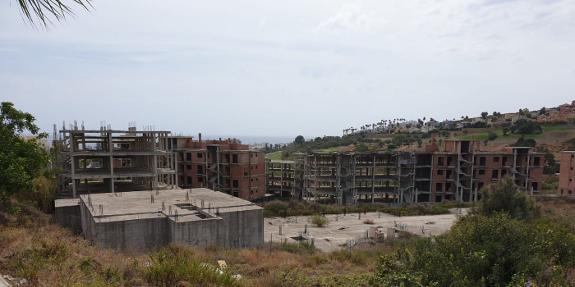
[17,0,91,26]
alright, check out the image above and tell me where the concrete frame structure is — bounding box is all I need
[57,188,263,251]
[303,140,545,205]
[265,159,304,198]
[53,123,177,198]
[169,135,265,201]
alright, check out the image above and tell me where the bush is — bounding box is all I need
[309,214,328,227]
[144,245,240,287]
[510,119,542,135]
[371,214,575,286]
[513,136,537,147]
[475,178,539,220]
[487,131,498,141]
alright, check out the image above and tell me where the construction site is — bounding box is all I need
[265,159,304,198]
[169,134,265,201]
[267,140,546,205]
[51,124,265,251]
[52,123,177,198]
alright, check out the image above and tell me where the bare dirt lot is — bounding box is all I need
[264,209,467,251]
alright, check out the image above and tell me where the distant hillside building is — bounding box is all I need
[537,100,575,123]
[169,135,265,201]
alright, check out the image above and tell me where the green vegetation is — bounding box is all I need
[144,246,240,287]
[512,136,537,147]
[0,102,49,206]
[510,119,542,135]
[265,150,283,160]
[262,200,466,218]
[294,135,305,145]
[474,178,538,220]
[309,214,329,227]
[371,180,575,287]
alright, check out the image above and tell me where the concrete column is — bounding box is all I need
[71,156,77,198]
[174,152,179,187]
[109,132,115,194]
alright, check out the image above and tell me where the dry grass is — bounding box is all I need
[0,203,387,287]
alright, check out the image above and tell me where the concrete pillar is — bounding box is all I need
[109,132,115,194]
[71,157,77,198]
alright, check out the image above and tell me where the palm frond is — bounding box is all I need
[17,0,91,26]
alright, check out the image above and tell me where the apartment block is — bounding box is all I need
[53,124,177,198]
[303,140,545,205]
[265,159,305,198]
[558,151,575,196]
[169,135,265,201]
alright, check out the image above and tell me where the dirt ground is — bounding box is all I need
[264,208,468,251]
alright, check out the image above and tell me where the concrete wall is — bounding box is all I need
[54,204,82,234]
[78,199,263,251]
[94,217,168,251]
[169,217,220,247]
[80,202,169,251]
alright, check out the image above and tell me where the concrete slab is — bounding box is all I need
[81,188,261,223]
[264,210,465,252]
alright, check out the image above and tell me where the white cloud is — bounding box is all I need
[317,3,376,32]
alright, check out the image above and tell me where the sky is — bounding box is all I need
[1,0,575,141]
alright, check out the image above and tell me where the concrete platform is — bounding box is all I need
[264,210,465,252]
[56,188,263,251]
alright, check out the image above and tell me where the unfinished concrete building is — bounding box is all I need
[265,159,305,198]
[558,151,575,196]
[53,123,177,197]
[303,140,545,205]
[56,188,263,251]
[169,135,265,201]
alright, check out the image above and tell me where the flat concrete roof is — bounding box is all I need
[79,188,261,223]
[55,198,80,208]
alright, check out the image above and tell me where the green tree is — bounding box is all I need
[475,178,538,220]
[0,102,48,204]
[510,119,542,134]
[294,135,305,145]
[481,112,488,120]
[513,136,537,147]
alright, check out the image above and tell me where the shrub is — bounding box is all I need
[309,214,328,227]
[487,131,498,141]
[513,136,537,147]
[280,241,316,255]
[144,245,240,287]
[371,214,575,286]
[510,119,542,135]
[475,178,539,220]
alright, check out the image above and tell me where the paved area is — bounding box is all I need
[264,209,467,252]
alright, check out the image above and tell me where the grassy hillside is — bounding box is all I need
[455,123,575,152]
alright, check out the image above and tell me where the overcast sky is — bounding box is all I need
[1,0,575,140]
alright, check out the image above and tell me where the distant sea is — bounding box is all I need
[204,135,294,145]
